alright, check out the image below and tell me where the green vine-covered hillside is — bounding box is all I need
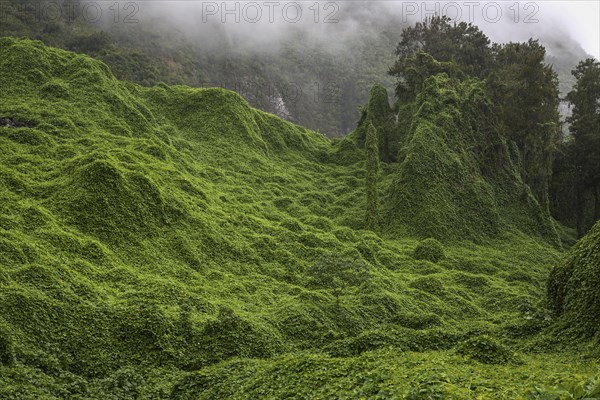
[0,38,598,399]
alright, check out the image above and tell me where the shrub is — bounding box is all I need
[413,238,445,263]
[455,335,517,364]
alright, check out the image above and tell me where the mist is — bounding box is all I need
[76,0,597,135]
[132,1,596,59]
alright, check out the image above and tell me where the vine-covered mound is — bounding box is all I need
[342,75,560,244]
[386,75,502,241]
[548,220,600,338]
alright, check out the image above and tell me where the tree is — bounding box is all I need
[307,255,370,304]
[388,16,491,101]
[365,123,379,231]
[355,84,397,162]
[490,39,560,210]
[566,58,600,236]
[550,138,578,228]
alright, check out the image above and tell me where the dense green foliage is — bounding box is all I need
[171,350,600,399]
[389,16,491,100]
[389,18,561,226]
[569,59,600,232]
[491,40,561,212]
[0,36,598,399]
[548,220,600,338]
[550,140,579,231]
[385,73,559,243]
[551,59,600,237]
[387,74,501,241]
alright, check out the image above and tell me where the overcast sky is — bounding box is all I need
[475,0,600,59]
[545,1,599,59]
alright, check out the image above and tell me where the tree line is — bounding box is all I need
[369,16,599,236]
